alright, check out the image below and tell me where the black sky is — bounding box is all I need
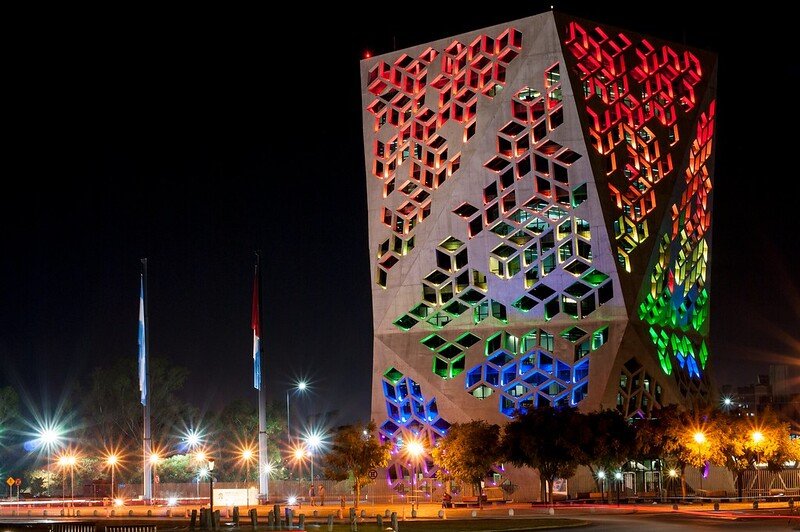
[2,3,798,426]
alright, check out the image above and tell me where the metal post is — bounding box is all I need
[141,259,153,503]
[210,473,214,516]
[111,463,115,501]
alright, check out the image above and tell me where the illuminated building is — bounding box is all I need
[361,11,717,495]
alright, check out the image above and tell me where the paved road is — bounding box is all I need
[577,512,800,530]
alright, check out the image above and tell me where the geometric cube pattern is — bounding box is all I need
[368,28,523,288]
[639,103,716,381]
[362,11,717,486]
[464,328,596,418]
[457,68,616,322]
[379,368,451,490]
[562,21,705,273]
[616,357,663,419]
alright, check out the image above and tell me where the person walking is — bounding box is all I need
[318,484,326,506]
[308,484,316,506]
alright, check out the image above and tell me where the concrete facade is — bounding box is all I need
[361,11,717,499]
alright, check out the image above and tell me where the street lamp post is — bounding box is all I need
[305,433,322,485]
[693,431,707,495]
[107,455,119,502]
[208,459,216,519]
[150,453,161,504]
[597,471,606,503]
[614,471,622,505]
[38,427,62,497]
[241,448,254,508]
[405,439,424,513]
[752,431,764,500]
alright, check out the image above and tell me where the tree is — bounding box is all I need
[323,421,391,508]
[722,409,800,499]
[432,421,502,508]
[657,407,726,498]
[211,398,285,481]
[0,386,19,445]
[77,355,195,477]
[576,410,637,497]
[503,407,583,504]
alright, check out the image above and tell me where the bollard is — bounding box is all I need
[267,511,275,529]
[390,511,398,531]
[285,507,294,529]
[313,510,318,517]
[385,509,391,518]
[28,510,32,517]
[75,510,81,517]
[274,504,281,523]
[129,510,134,517]
[349,507,356,521]
[411,509,417,518]
[377,514,384,527]
[93,510,99,517]
[42,510,47,517]
[672,504,678,511]
[60,509,64,517]
[548,507,555,516]
[214,510,221,529]
[191,509,198,528]
[147,509,153,517]
[471,510,477,518]
[790,498,795,509]
[233,506,240,525]
[110,509,115,517]
[437,510,444,519]
[361,509,367,518]
[752,500,758,509]
[299,514,305,529]
[199,508,208,529]
[713,502,719,511]
[337,509,343,519]
[249,508,258,527]
[166,509,172,517]
[327,514,334,532]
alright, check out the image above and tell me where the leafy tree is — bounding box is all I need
[503,407,583,504]
[77,356,195,467]
[722,409,800,499]
[0,386,20,445]
[432,421,502,508]
[656,407,726,498]
[576,410,637,496]
[323,421,390,508]
[210,398,285,481]
[155,454,196,483]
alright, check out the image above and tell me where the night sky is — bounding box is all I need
[2,3,798,427]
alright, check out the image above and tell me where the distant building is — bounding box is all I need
[361,11,718,498]
[723,364,797,420]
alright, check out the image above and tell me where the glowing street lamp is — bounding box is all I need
[693,431,707,444]
[597,471,606,503]
[751,430,766,497]
[304,431,324,484]
[37,426,62,497]
[286,380,309,442]
[185,429,202,449]
[106,454,119,501]
[150,453,161,502]
[194,450,208,464]
[405,439,425,512]
[58,454,77,513]
[239,447,256,507]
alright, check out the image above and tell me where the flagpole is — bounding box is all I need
[255,252,269,502]
[141,258,153,503]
